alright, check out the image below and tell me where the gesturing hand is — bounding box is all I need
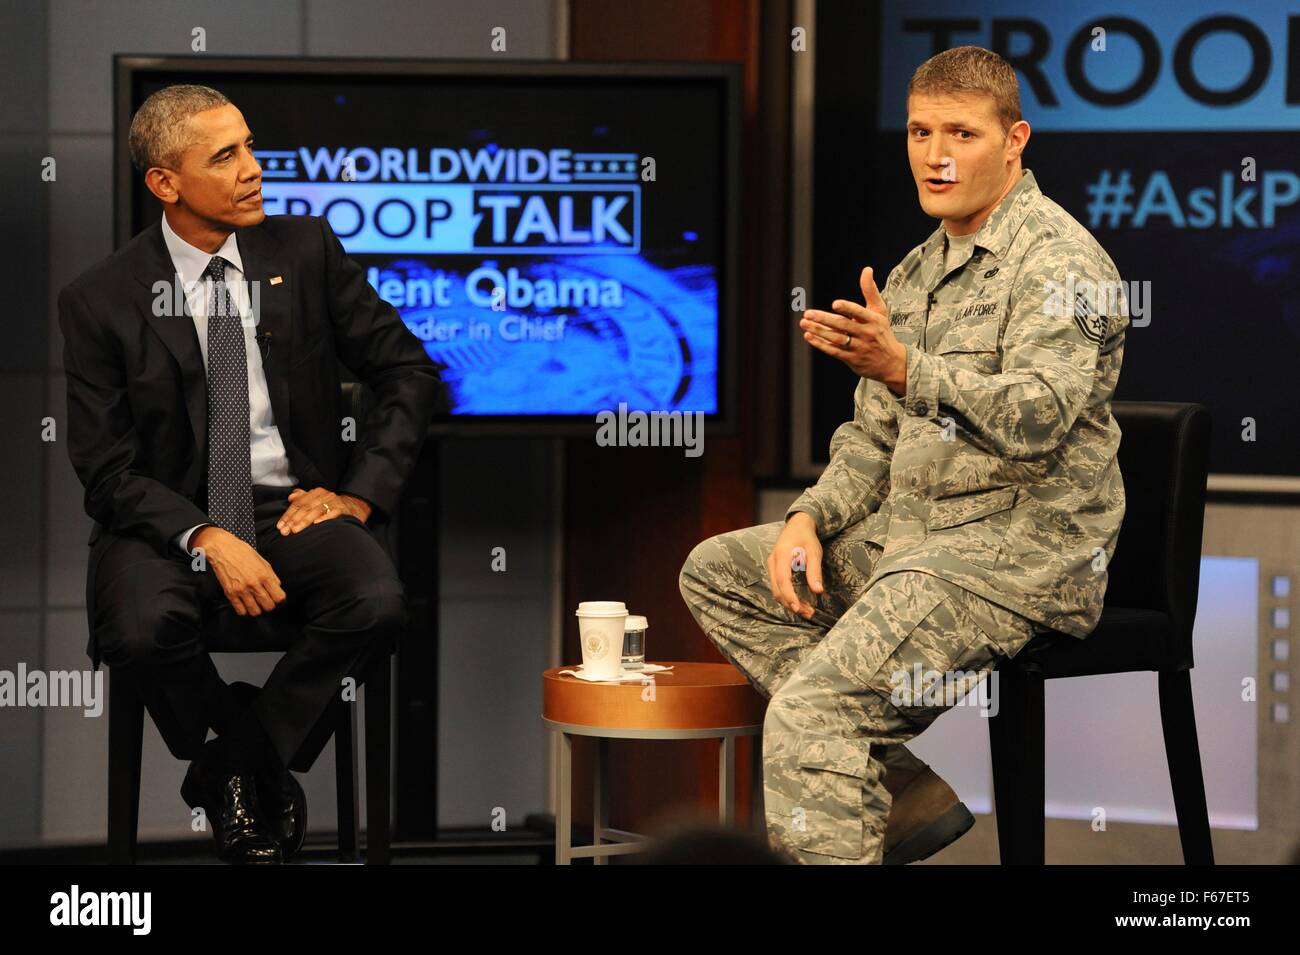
[800,266,908,394]
[276,487,372,536]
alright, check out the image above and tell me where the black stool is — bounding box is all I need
[104,381,395,864]
[989,401,1214,865]
[107,650,392,864]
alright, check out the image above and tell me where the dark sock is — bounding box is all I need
[195,664,243,737]
[212,708,277,776]
[215,681,261,735]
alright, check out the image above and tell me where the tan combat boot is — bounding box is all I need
[881,763,976,865]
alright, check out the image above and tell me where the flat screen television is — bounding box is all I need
[115,56,740,436]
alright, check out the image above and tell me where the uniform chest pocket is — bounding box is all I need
[934,309,1002,353]
[934,309,1003,374]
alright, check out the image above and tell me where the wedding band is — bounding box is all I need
[321,502,331,514]
[843,333,851,347]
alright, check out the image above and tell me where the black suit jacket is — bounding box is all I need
[59,213,448,666]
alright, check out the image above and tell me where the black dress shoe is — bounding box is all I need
[257,766,307,862]
[181,758,282,865]
[218,683,307,861]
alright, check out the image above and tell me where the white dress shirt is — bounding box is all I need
[161,214,297,555]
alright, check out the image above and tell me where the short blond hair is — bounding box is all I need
[907,46,1021,135]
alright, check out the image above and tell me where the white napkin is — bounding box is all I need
[558,663,674,683]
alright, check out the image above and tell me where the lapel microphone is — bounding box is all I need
[255,330,273,360]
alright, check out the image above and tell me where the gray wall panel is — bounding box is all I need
[306,0,556,58]
[49,0,305,133]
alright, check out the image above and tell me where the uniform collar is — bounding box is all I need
[918,168,1040,288]
[969,167,1039,260]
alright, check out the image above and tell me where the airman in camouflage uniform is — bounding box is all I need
[680,168,1127,864]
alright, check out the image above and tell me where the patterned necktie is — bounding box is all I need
[203,255,257,549]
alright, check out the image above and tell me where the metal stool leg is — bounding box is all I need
[718,734,735,824]
[365,662,392,865]
[335,698,361,864]
[594,737,610,864]
[750,733,764,832]
[107,670,144,865]
[556,732,572,864]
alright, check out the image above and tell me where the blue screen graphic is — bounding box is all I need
[232,78,727,418]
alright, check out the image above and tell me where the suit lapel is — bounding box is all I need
[132,221,208,478]
[129,218,293,476]
[234,224,294,455]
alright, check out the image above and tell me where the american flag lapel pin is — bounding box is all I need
[269,275,283,285]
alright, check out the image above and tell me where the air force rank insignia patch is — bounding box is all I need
[1073,290,1107,345]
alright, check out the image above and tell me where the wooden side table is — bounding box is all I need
[542,662,766,864]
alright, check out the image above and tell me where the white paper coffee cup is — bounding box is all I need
[575,602,628,679]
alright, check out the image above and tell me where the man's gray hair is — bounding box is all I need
[128,84,231,172]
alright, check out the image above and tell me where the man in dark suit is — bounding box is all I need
[59,85,446,863]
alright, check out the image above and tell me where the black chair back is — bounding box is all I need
[990,401,1216,865]
[1102,401,1211,654]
